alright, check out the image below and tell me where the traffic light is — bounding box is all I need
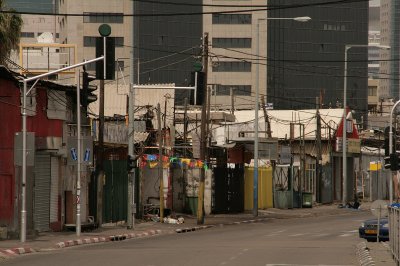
[127,155,136,171]
[81,71,97,107]
[390,153,400,171]
[96,37,115,80]
[384,155,391,169]
[190,71,205,105]
[385,153,400,171]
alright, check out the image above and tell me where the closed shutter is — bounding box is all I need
[34,153,51,232]
[50,157,59,223]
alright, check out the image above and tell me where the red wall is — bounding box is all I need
[0,79,62,225]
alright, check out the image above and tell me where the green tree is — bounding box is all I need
[0,0,23,65]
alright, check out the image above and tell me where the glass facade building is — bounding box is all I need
[133,1,202,105]
[267,0,368,120]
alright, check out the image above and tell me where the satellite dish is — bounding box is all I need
[370,200,388,218]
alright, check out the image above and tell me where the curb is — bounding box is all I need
[356,242,375,266]
[0,247,35,259]
[0,229,164,260]
[175,218,268,233]
[55,229,163,248]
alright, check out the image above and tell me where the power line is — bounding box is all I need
[0,0,369,17]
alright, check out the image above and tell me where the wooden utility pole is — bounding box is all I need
[197,32,209,225]
[261,96,272,138]
[316,97,322,203]
[158,103,164,222]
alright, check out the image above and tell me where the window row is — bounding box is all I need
[212,61,251,72]
[21,32,59,38]
[83,36,124,47]
[212,38,251,48]
[215,85,252,96]
[212,14,252,24]
[83,12,124,24]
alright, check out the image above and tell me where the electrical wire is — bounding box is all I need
[0,0,370,17]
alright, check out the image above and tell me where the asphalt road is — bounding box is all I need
[4,210,372,266]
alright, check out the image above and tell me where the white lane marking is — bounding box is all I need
[339,233,352,237]
[265,230,286,236]
[230,256,237,260]
[266,264,353,266]
[289,233,305,237]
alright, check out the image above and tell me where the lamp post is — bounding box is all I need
[342,44,390,205]
[254,16,311,217]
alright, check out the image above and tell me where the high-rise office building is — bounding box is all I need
[267,0,368,121]
[203,0,267,110]
[380,0,400,100]
[133,0,202,105]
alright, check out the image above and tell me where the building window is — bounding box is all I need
[116,60,124,71]
[215,85,252,96]
[212,61,251,72]
[368,86,377,96]
[212,14,251,24]
[83,36,124,47]
[83,12,123,24]
[212,38,252,48]
[21,32,34,38]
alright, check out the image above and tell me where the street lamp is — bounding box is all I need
[342,44,390,205]
[254,16,311,217]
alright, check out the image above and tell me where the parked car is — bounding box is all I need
[359,218,389,242]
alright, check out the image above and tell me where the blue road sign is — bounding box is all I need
[84,148,90,162]
[70,148,77,161]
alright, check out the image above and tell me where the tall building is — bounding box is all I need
[5,0,56,14]
[58,0,133,84]
[203,0,266,110]
[132,1,202,105]
[5,0,59,72]
[267,0,369,121]
[380,0,400,100]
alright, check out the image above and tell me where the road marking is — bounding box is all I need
[313,233,329,237]
[289,233,305,237]
[266,264,353,266]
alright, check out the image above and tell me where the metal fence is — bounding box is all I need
[389,207,400,265]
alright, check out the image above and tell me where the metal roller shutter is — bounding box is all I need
[50,157,59,223]
[34,153,51,232]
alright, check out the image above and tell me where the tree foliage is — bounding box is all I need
[0,0,23,65]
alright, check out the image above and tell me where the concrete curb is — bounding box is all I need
[0,247,35,259]
[356,242,375,266]
[0,229,164,260]
[175,218,268,234]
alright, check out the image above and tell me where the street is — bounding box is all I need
[3,210,372,266]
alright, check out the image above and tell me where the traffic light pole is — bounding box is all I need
[20,56,104,242]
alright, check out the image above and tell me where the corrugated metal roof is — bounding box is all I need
[213,108,344,146]
[89,84,129,117]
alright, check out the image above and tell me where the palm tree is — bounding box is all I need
[0,0,23,65]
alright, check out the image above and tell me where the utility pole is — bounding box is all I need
[316,97,322,203]
[157,103,164,222]
[183,98,188,210]
[261,96,272,138]
[230,87,235,115]
[197,32,209,225]
[127,1,135,229]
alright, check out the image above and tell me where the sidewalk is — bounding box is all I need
[0,202,395,265]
